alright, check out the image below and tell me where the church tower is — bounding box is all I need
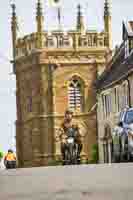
[11,1,112,167]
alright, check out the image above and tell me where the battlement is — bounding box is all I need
[15,30,107,59]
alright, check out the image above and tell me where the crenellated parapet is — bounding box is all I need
[12,0,112,61]
[15,30,107,59]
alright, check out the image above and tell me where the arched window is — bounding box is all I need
[68,78,83,111]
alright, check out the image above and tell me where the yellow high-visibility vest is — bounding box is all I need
[5,153,16,161]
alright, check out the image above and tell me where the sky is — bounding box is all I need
[0,0,133,153]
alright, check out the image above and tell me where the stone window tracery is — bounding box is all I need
[68,78,83,111]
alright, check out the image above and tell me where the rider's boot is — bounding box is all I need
[61,143,66,165]
[77,143,83,161]
[62,153,66,165]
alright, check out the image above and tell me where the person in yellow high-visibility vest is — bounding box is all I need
[4,149,16,169]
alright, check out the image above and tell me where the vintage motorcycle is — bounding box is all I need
[64,127,79,165]
[4,160,16,169]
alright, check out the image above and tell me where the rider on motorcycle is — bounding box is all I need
[4,149,16,169]
[59,110,82,162]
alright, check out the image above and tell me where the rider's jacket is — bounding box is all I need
[59,121,81,144]
[5,153,16,161]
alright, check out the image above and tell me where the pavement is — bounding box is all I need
[0,163,133,200]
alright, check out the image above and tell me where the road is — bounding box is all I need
[0,163,133,200]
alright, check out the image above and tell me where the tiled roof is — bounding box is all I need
[95,21,133,92]
[96,45,133,91]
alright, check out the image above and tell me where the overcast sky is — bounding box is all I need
[0,0,133,153]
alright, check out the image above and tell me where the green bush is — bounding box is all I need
[90,144,99,164]
[48,159,62,166]
[0,151,4,159]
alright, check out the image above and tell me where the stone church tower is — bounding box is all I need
[11,0,112,167]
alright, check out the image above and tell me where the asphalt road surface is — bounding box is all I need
[0,163,133,200]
